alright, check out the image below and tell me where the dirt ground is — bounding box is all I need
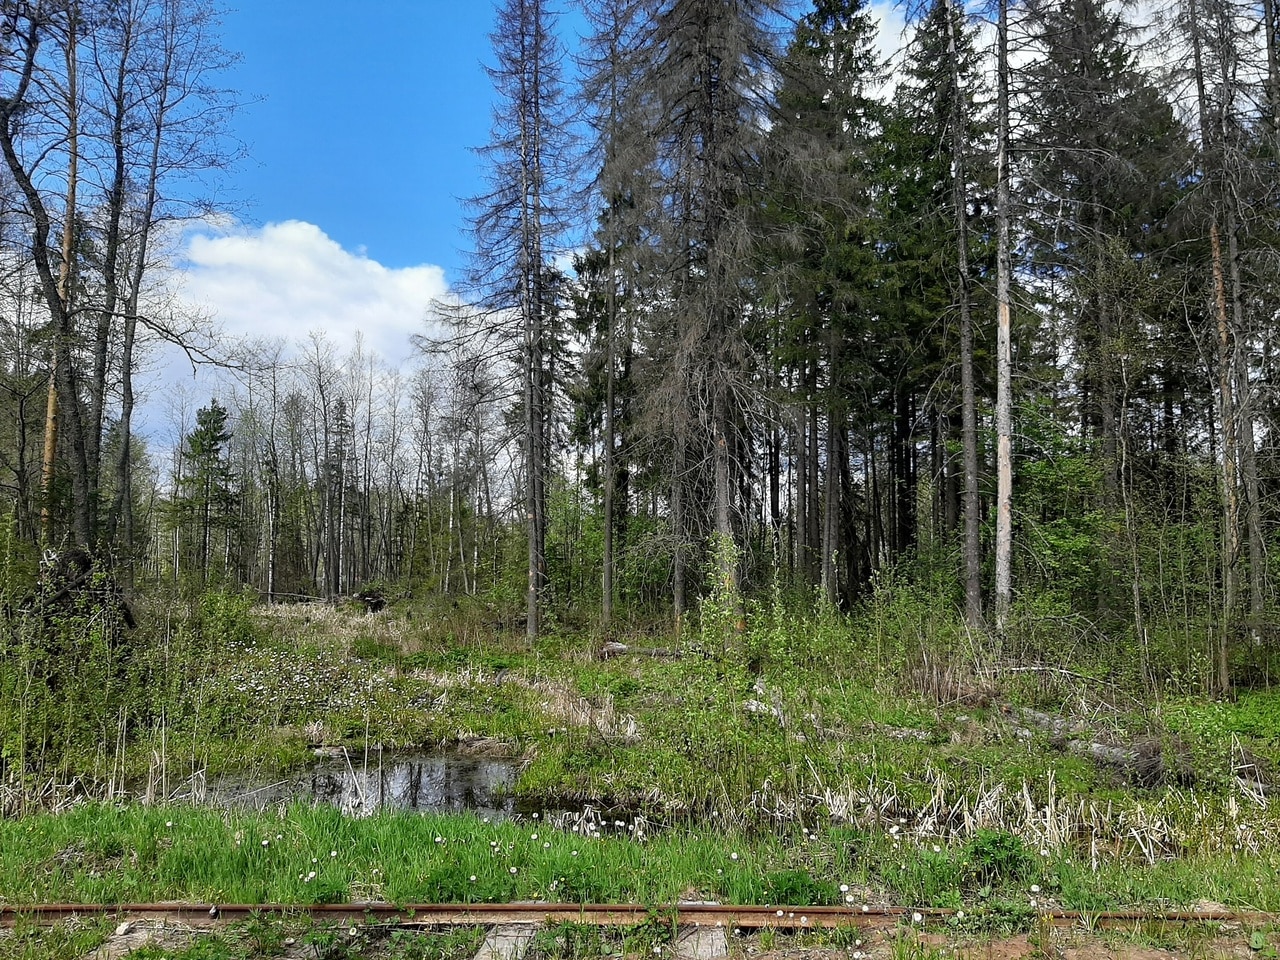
[62,920,1271,960]
[746,926,1263,959]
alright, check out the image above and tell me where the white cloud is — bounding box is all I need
[173,219,448,369]
[871,0,911,71]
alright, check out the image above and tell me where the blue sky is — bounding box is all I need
[161,0,905,403]
[217,1,499,276]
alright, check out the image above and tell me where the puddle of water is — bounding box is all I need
[191,750,526,818]
[163,749,663,838]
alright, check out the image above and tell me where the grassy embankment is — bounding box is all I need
[4,587,1280,957]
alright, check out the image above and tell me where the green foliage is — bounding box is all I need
[859,567,977,692]
[199,589,257,647]
[698,533,744,650]
[762,868,840,905]
[0,548,143,785]
[168,399,240,587]
[962,830,1034,886]
[527,923,611,960]
[1,918,112,960]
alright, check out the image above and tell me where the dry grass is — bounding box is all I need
[811,764,1280,863]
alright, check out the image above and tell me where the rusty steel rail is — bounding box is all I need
[0,901,1272,930]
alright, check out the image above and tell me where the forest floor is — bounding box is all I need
[7,598,1280,959]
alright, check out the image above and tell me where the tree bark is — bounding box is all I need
[994,0,1014,632]
[947,0,983,628]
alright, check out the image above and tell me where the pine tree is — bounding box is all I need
[175,399,237,584]
[467,0,573,641]
[763,0,884,601]
[631,0,787,623]
[883,0,991,622]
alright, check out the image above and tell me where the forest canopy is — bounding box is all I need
[0,0,1277,696]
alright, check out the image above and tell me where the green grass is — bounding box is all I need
[2,801,1280,913]
[7,596,1280,921]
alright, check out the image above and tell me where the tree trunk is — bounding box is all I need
[993,0,1014,631]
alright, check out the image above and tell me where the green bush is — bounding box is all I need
[198,589,256,647]
[962,830,1033,886]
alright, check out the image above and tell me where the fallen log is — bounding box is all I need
[599,641,680,660]
[1005,705,1194,787]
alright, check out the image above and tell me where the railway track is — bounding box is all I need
[0,900,1271,930]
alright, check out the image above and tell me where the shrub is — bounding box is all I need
[962,830,1033,886]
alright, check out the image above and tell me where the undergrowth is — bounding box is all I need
[4,580,1280,919]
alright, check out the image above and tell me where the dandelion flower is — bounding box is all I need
[1030,884,1040,893]
[730,852,739,861]
[261,839,270,847]
[330,850,338,858]
[912,912,923,923]
[510,867,518,874]
[165,821,173,828]
[470,875,477,882]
